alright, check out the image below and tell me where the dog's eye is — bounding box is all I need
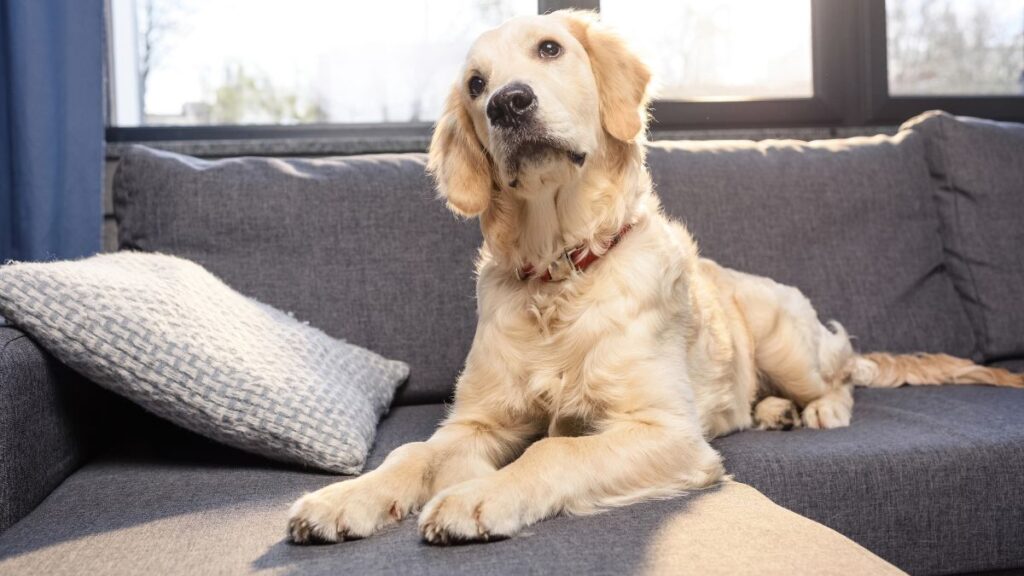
[538,40,562,59]
[468,75,486,99]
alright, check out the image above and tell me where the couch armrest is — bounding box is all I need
[0,326,112,533]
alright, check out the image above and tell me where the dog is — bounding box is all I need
[287,9,1023,545]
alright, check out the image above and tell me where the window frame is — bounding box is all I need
[862,0,1024,124]
[636,0,853,130]
[105,0,1024,145]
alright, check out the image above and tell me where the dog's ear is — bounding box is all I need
[428,87,494,217]
[564,11,651,143]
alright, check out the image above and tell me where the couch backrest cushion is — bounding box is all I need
[647,132,976,357]
[115,146,480,405]
[902,111,1024,362]
[117,132,976,407]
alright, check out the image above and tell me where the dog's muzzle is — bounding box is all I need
[487,83,537,129]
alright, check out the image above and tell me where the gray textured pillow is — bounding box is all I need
[0,252,409,474]
[902,111,1024,362]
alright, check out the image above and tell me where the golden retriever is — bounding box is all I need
[288,9,1022,545]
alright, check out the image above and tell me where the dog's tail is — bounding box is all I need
[846,353,1024,389]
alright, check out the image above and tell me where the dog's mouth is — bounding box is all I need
[499,134,587,188]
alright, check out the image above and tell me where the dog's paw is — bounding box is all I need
[418,479,522,545]
[802,391,853,429]
[753,396,801,430]
[287,477,413,544]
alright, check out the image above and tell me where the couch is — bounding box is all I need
[1,111,1021,575]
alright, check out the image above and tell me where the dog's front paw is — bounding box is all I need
[418,479,523,545]
[287,477,413,544]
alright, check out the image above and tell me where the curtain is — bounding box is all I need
[0,0,104,262]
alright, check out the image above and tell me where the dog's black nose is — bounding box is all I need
[487,83,536,128]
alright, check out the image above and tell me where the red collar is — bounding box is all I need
[517,224,633,282]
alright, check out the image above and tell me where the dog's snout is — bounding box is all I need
[487,83,536,128]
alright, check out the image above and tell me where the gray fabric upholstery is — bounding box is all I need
[115,132,976,407]
[0,253,408,474]
[902,111,1024,363]
[717,385,1024,575]
[0,403,904,576]
[994,358,1024,373]
[114,146,481,406]
[647,132,976,358]
[0,327,109,532]
[2,387,1021,575]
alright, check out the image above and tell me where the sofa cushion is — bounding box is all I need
[117,134,976,408]
[0,252,408,474]
[0,407,900,576]
[114,146,481,406]
[647,132,975,358]
[902,111,1024,362]
[2,386,1022,575]
[717,385,1024,575]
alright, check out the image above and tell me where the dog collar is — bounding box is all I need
[517,224,633,282]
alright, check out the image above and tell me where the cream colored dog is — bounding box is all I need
[288,10,1023,545]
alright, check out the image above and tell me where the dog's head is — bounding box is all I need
[428,10,651,217]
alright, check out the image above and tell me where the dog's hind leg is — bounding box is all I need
[727,269,857,428]
[754,316,856,429]
[753,396,801,430]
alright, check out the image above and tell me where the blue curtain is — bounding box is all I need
[0,0,104,262]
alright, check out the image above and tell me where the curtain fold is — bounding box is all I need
[1,0,104,262]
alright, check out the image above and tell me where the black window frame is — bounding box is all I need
[861,0,1024,123]
[105,0,1024,144]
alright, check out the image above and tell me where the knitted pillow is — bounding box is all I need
[0,252,408,474]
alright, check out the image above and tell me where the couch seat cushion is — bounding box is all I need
[2,387,1022,575]
[718,385,1024,575]
[0,403,898,576]
[902,111,1024,363]
[647,132,975,358]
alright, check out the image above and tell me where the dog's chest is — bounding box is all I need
[519,286,611,424]
[523,282,595,336]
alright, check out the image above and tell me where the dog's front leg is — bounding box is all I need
[287,413,534,544]
[418,412,724,544]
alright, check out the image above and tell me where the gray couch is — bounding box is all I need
[1,111,1022,575]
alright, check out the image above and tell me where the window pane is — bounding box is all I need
[109,0,536,126]
[887,0,1024,96]
[600,0,813,101]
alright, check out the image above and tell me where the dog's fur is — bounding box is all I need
[288,10,1023,545]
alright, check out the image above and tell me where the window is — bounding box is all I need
[887,0,1024,96]
[601,0,813,101]
[106,0,1024,143]
[108,0,536,126]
